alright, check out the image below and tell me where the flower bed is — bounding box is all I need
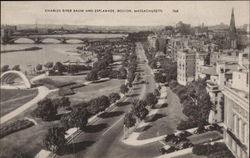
[0,120,34,138]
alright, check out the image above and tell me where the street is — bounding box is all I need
[57,42,162,158]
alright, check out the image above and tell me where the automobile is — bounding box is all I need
[194,126,207,134]
[165,134,176,142]
[178,142,194,149]
[160,145,177,154]
[177,131,192,138]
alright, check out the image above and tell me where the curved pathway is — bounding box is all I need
[0,86,57,124]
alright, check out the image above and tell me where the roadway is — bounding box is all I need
[57,42,162,158]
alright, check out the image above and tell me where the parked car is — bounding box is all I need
[165,134,175,142]
[160,145,177,154]
[177,141,193,150]
[194,126,207,134]
[177,131,192,138]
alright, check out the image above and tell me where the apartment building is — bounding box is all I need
[177,49,196,86]
[222,69,249,158]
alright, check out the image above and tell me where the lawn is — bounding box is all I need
[1,89,37,102]
[0,117,61,158]
[0,89,38,116]
[69,79,125,105]
[138,87,188,140]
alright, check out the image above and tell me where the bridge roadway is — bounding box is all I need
[55,42,162,158]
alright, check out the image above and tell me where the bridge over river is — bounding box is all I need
[2,33,128,44]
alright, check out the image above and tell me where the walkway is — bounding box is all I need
[0,86,56,124]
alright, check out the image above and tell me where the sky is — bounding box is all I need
[1,1,249,27]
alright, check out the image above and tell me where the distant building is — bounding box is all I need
[228,8,238,49]
[147,34,157,49]
[177,49,196,85]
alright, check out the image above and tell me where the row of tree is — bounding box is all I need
[124,92,159,128]
[42,92,121,153]
[1,65,21,72]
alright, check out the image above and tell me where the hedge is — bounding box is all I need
[193,143,232,156]
[0,120,34,138]
[177,119,198,130]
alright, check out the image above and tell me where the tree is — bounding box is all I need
[93,59,109,71]
[120,84,129,94]
[118,67,127,79]
[33,98,57,121]
[85,70,98,81]
[43,127,66,154]
[109,93,121,104]
[127,71,136,86]
[44,62,53,70]
[153,89,160,97]
[98,69,110,78]
[154,72,166,83]
[67,65,78,75]
[61,108,88,130]
[36,64,43,71]
[124,112,136,128]
[1,65,10,73]
[12,65,21,71]
[51,97,70,109]
[87,95,110,115]
[145,93,158,107]
[133,106,149,120]
[53,62,65,75]
[132,99,148,120]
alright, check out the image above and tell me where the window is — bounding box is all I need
[247,73,248,85]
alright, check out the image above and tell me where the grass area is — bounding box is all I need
[0,89,38,116]
[173,153,207,158]
[1,89,37,102]
[69,79,125,105]
[138,87,188,140]
[0,117,60,158]
[188,131,223,145]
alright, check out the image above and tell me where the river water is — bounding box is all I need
[1,33,126,72]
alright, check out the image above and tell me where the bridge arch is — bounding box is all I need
[11,37,35,44]
[1,70,32,89]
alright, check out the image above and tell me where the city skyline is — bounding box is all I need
[1,1,249,27]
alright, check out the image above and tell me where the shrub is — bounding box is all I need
[0,120,34,138]
[58,88,75,96]
[86,70,98,81]
[33,78,75,89]
[192,143,230,156]
[177,119,198,130]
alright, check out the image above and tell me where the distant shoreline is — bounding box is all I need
[1,47,42,53]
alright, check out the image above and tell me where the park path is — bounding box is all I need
[0,86,56,124]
